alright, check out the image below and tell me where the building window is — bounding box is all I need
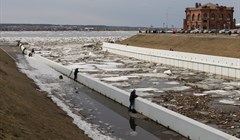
[203,13,208,20]
[218,24,223,30]
[203,24,207,29]
[210,24,215,29]
[227,14,231,21]
[192,14,195,21]
[219,14,223,20]
[187,14,190,21]
[192,25,195,29]
[198,14,201,21]
[211,14,215,20]
[226,23,230,29]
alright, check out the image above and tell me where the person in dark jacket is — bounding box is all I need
[129,89,138,112]
[31,48,35,54]
[74,68,79,81]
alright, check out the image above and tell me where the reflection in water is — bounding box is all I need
[129,116,138,136]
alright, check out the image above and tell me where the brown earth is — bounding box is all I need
[120,34,240,58]
[0,48,91,140]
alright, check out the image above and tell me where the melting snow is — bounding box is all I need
[164,70,172,75]
[193,93,208,96]
[134,88,159,92]
[223,82,240,86]
[219,99,235,105]
[17,56,115,140]
[219,99,240,106]
[165,81,180,85]
[132,73,169,78]
[101,76,128,82]
[162,86,191,91]
[203,90,233,96]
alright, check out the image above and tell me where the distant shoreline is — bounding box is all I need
[0,24,144,31]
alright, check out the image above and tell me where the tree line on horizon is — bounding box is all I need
[0,24,144,31]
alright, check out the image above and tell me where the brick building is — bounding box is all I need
[183,3,235,30]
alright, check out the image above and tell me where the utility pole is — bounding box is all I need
[0,0,2,38]
[166,7,169,29]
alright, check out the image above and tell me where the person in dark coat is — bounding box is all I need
[129,89,138,112]
[31,48,35,54]
[74,68,79,81]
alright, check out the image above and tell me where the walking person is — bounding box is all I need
[129,89,138,112]
[74,68,79,81]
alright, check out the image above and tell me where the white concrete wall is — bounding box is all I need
[102,42,240,79]
[20,46,239,140]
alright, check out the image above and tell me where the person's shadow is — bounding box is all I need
[129,117,136,131]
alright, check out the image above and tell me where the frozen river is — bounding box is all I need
[1,31,187,140]
[1,31,240,138]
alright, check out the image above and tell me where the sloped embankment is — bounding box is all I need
[121,34,240,58]
[0,48,90,140]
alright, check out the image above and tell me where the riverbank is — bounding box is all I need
[0,48,91,140]
[120,34,240,58]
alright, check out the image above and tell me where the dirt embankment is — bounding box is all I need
[121,34,240,58]
[0,48,90,140]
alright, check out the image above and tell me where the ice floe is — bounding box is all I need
[164,70,172,75]
[162,86,191,92]
[219,99,240,106]
[203,90,233,96]
[193,93,208,96]
[223,82,240,86]
[101,76,129,82]
[165,81,180,85]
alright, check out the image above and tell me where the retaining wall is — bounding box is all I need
[20,46,239,140]
[102,42,240,79]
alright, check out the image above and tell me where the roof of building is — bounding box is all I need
[201,3,218,8]
[187,3,233,10]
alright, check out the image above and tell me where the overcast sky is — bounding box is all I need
[1,0,240,28]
